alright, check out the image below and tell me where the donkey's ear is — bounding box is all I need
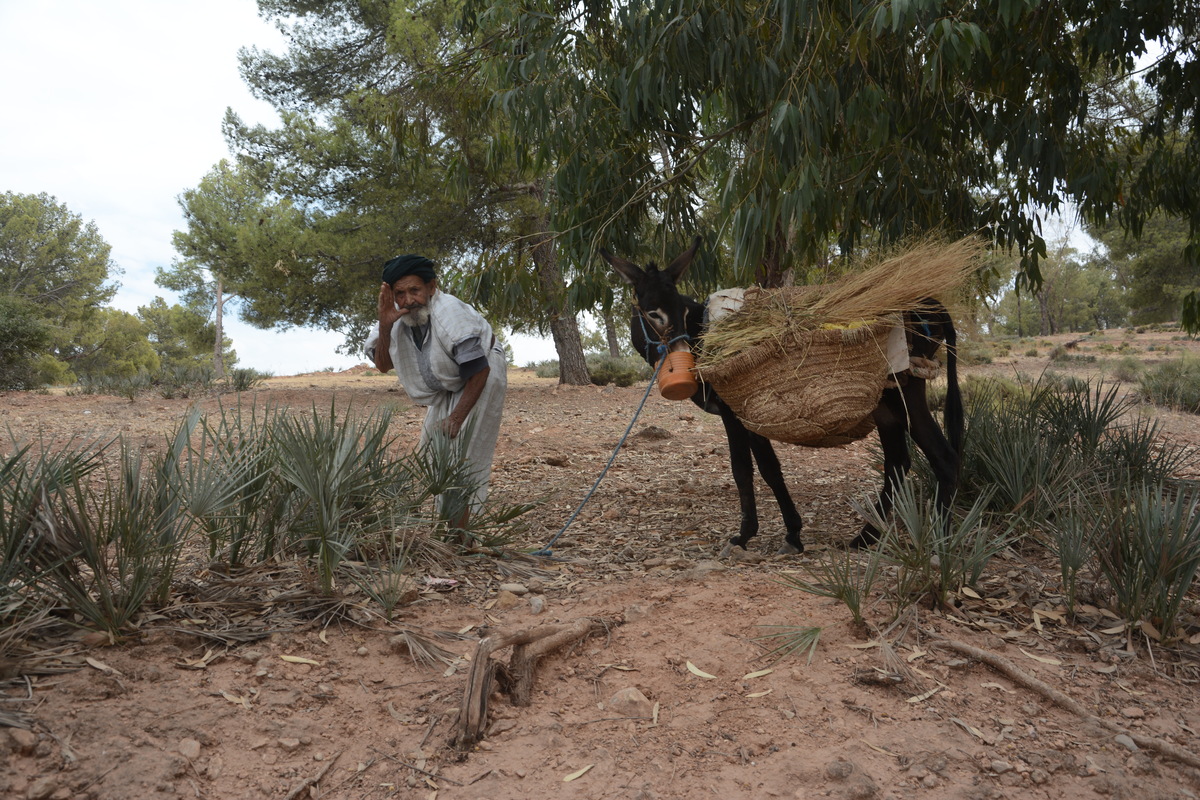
[664,236,702,283]
[600,248,645,286]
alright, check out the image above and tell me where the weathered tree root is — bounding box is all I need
[454,617,619,750]
[937,638,1200,770]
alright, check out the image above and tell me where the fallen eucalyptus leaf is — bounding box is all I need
[563,765,593,782]
[1019,648,1062,666]
[280,655,321,666]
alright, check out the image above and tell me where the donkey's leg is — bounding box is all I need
[747,433,804,554]
[903,377,960,520]
[848,389,911,549]
[720,413,761,552]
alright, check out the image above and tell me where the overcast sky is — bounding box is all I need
[0,0,555,376]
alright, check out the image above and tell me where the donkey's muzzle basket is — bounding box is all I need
[697,318,894,446]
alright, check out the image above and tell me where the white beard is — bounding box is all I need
[398,306,431,327]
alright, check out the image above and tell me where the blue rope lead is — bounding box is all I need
[531,335,687,557]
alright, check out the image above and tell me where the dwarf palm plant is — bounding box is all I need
[271,403,401,594]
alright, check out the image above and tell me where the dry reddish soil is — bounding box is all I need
[6,328,1200,800]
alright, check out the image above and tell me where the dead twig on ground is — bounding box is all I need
[282,749,342,800]
[455,616,620,749]
[937,638,1200,770]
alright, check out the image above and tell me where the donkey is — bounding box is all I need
[601,238,963,553]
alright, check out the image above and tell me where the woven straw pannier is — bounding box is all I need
[697,318,896,447]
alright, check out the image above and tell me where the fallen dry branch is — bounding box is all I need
[937,638,1200,770]
[283,749,341,800]
[454,617,618,749]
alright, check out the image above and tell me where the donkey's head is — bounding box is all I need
[601,237,702,361]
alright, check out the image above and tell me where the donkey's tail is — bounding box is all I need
[941,307,964,464]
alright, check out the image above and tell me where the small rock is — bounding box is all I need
[487,719,518,736]
[25,776,58,800]
[178,738,201,760]
[1113,734,1138,752]
[1119,706,1145,719]
[528,595,546,615]
[682,560,727,581]
[278,738,303,752]
[356,646,369,656]
[609,687,655,719]
[624,604,649,623]
[921,774,939,788]
[493,590,522,610]
[499,583,528,595]
[634,425,671,440]
[10,728,37,755]
[238,649,266,664]
[990,760,1012,774]
[826,759,855,780]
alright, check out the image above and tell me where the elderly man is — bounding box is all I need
[366,254,507,527]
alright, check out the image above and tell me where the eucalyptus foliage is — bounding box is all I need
[462,0,1200,306]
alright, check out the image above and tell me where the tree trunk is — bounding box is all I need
[603,307,622,357]
[755,225,790,288]
[529,185,590,385]
[214,276,225,379]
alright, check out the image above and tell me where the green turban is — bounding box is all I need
[382,254,436,285]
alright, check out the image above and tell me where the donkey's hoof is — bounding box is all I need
[846,532,878,550]
[775,541,803,556]
[719,540,749,559]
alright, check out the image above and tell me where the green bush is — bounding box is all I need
[228,367,270,392]
[1110,356,1143,383]
[530,359,560,379]
[1137,358,1200,413]
[586,353,652,387]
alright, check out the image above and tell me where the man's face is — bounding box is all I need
[391,275,435,326]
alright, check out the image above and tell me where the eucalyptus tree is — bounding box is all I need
[462,0,1200,315]
[224,0,593,382]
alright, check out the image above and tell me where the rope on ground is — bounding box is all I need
[532,333,688,557]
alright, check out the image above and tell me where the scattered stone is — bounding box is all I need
[238,649,266,665]
[682,560,727,581]
[487,719,518,736]
[989,760,1012,774]
[356,647,369,656]
[9,728,36,755]
[24,775,57,800]
[493,590,522,610]
[499,583,528,595]
[1120,706,1145,719]
[178,738,202,760]
[608,687,655,719]
[729,549,765,565]
[634,425,671,440]
[1113,734,1138,752]
[921,774,939,788]
[278,738,303,752]
[826,759,855,780]
[528,595,546,615]
[624,604,649,623]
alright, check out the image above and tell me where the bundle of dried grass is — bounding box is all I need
[696,235,983,446]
